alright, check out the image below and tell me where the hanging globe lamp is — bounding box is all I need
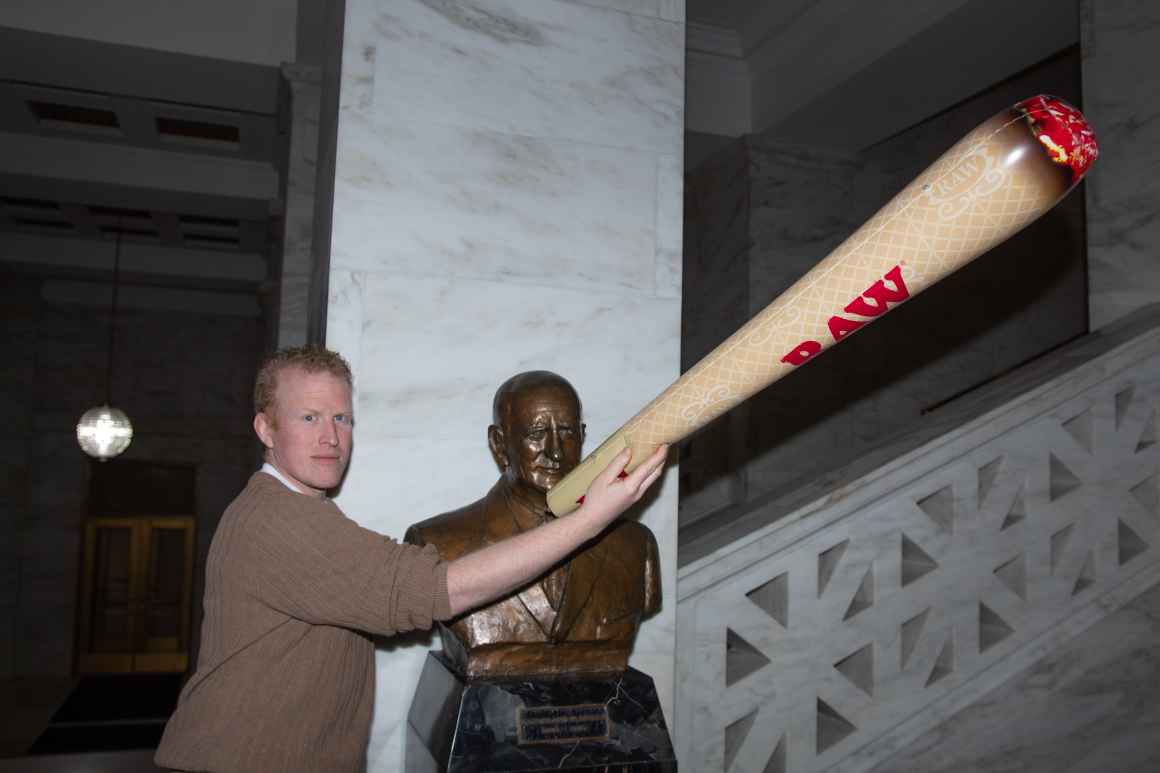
[77,219,133,461]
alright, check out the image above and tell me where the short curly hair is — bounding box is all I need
[253,345,353,416]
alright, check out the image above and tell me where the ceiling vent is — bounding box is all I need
[179,214,240,229]
[91,205,153,221]
[183,233,241,248]
[13,217,74,231]
[156,116,240,150]
[2,196,60,211]
[28,100,121,135]
[100,225,159,239]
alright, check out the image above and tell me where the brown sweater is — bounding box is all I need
[155,472,451,773]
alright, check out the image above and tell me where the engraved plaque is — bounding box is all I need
[517,704,611,745]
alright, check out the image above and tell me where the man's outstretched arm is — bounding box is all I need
[445,445,667,617]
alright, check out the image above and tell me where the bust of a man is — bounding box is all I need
[405,371,660,679]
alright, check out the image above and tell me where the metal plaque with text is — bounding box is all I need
[516,703,611,745]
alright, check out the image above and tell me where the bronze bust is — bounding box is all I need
[405,371,660,679]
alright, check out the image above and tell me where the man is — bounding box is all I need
[406,371,661,678]
[155,347,666,773]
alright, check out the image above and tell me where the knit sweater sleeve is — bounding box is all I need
[238,484,452,635]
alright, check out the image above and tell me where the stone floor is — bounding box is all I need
[0,677,74,757]
[870,582,1160,773]
[0,675,167,772]
[0,749,161,772]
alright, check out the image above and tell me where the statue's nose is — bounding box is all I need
[544,431,563,460]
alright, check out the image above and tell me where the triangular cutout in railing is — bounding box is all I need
[1119,520,1150,566]
[1050,523,1075,573]
[1073,550,1096,596]
[1115,385,1134,430]
[1001,485,1027,531]
[818,540,849,597]
[834,643,875,697]
[926,636,955,686]
[764,736,786,773]
[726,628,771,686]
[900,609,929,670]
[843,567,874,620]
[916,485,954,532]
[1061,408,1094,454]
[993,554,1027,601]
[979,602,1014,652]
[816,698,857,753]
[977,456,1003,506]
[1138,408,1158,452]
[724,710,757,771]
[901,534,939,587]
[1130,474,1159,519]
[746,572,788,627]
[1049,453,1082,501]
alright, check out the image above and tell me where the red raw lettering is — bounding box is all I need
[844,295,887,317]
[860,265,910,308]
[781,340,822,366]
[779,265,909,369]
[827,315,865,342]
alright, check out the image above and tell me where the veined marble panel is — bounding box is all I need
[328,271,681,767]
[676,318,1160,772]
[561,0,663,19]
[331,112,662,293]
[355,0,682,152]
[339,272,680,513]
[658,0,683,23]
[655,152,684,299]
[1081,0,1160,329]
[325,271,365,387]
[329,0,684,766]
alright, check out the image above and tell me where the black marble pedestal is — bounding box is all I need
[407,652,677,772]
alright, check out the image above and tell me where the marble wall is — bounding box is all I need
[324,0,685,769]
[1081,0,1160,330]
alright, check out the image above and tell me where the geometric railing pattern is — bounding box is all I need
[675,338,1160,773]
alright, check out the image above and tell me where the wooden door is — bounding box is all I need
[77,516,194,673]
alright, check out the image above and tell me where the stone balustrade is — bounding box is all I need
[675,305,1160,773]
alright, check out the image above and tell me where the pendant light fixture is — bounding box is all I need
[76,219,133,461]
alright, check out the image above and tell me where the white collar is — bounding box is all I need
[261,462,320,498]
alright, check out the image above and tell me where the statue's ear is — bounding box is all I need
[579,422,587,445]
[488,424,508,471]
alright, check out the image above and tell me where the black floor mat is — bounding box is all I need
[27,722,166,754]
[27,674,182,754]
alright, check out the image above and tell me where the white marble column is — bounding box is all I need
[1081,0,1160,329]
[276,63,322,349]
[324,1,685,768]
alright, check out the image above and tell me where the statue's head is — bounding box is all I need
[489,371,585,501]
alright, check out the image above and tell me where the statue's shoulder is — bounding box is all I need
[406,499,483,539]
[404,484,504,557]
[606,518,659,550]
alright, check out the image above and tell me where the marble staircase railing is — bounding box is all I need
[674,305,1160,773]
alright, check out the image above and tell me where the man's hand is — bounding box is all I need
[572,445,668,540]
[445,444,669,617]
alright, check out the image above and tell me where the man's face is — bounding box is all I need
[253,367,354,497]
[497,385,584,497]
